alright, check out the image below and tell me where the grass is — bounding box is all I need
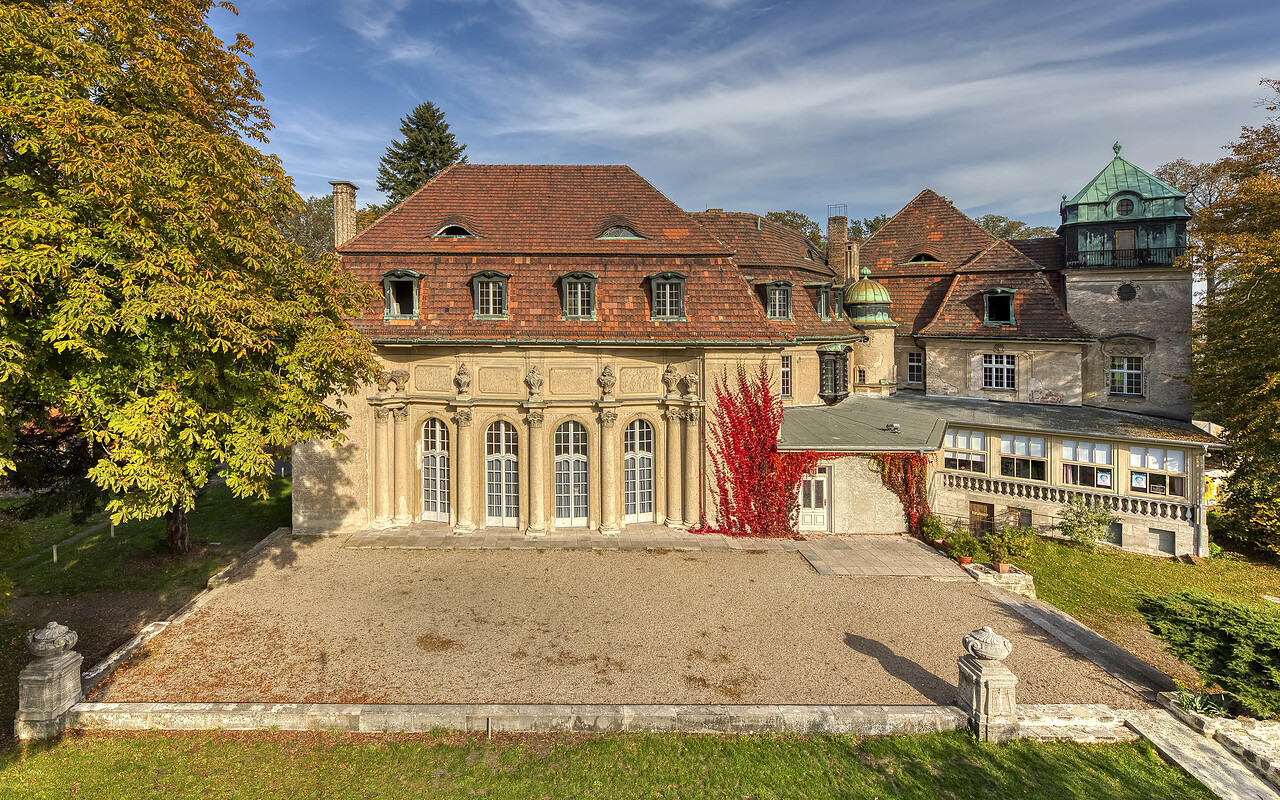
[3,478,292,596]
[0,729,1217,799]
[0,499,107,566]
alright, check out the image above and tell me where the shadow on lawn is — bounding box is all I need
[843,632,956,704]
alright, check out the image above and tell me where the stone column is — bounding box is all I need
[526,409,546,537]
[453,409,475,534]
[392,405,411,525]
[599,410,620,535]
[956,626,1019,743]
[682,408,701,527]
[664,407,683,527]
[373,408,392,526]
[15,622,83,740]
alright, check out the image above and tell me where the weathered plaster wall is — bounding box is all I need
[829,456,908,534]
[1065,269,1192,420]
[917,341,1085,405]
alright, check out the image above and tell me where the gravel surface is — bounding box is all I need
[100,536,1148,707]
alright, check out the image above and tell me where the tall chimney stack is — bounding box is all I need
[826,210,848,278]
[329,180,359,248]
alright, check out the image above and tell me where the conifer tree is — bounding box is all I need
[376,102,468,205]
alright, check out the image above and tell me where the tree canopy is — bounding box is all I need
[975,214,1056,240]
[1192,78,1280,554]
[848,214,889,240]
[764,210,823,248]
[0,0,379,550]
[376,101,467,205]
[1155,157,1233,305]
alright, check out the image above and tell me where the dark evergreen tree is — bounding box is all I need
[376,102,468,205]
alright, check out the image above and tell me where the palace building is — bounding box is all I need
[293,148,1219,556]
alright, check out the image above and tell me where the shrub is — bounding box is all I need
[920,513,948,542]
[1056,495,1118,551]
[947,531,981,559]
[1138,590,1280,718]
[986,525,1035,563]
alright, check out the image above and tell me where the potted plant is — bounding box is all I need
[986,533,1014,573]
[920,513,948,547]
[986,525,1036,573]
[948,532,980,565]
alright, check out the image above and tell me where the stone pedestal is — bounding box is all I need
[957,654,1018,742]
[15,622,83,740]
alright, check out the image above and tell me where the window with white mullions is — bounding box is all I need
[623,420,655,523]
[766,285,792,319]
[943,428,986,473]
[650,273,685,319]
[780,355,792,398]
[473,272,510,318]
[1062,439,1113,489]
[561,273,596,319]
[1129,446,1186,497]
[982,354,1016,390]
[553,421,589,527]
[484,421,519,527]
[421,419,450,522]
[907,351,924,384]
[999,434,1046,481]
[1109,356,1143,396]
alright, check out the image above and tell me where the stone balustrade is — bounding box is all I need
[936,472,1196,523]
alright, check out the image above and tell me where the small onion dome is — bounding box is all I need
[843,266,896,325]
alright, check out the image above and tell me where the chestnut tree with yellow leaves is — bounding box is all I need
[0,1,379,552]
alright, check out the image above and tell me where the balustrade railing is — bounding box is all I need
[1065,246,1186,269]
[936,471,1196,523]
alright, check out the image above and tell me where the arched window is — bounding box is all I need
[435,224,474,237]
[421,419,450,522]
[623,420,656,524]
[554,421,589,527]
[485,422,519,527]
[597,226,644,240]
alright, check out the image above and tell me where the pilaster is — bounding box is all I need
[373,407,392,527]
[392,405,411,524]
[526,407,547,537]
[452,408,475,534]
[664,407,684,527]
[682,407,702,527]
[599,408,620,535]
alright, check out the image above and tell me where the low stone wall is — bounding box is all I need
[67,702,968,736]
[1158,692,1280,791]
[963,563,1037,599]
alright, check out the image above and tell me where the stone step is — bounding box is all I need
[1017,703,1121,727]
[1019,724,1139,743]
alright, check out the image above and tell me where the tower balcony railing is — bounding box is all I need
[1065,246,1186,269]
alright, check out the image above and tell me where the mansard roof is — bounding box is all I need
[341,164,730,256]
[917,270,1091,341]
[1065,153,1187,206]
[692,211,830,274]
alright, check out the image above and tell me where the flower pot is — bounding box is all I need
[957,556,973,565]
[993,561,1012,574]
[930,539,946,548]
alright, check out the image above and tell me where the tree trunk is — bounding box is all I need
[165,505,190,554]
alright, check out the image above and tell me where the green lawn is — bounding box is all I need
[1010,536,1280,684]
[0,500,107,566]
[4,478,292,596]
[0,730,1216,799]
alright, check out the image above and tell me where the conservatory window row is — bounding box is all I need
[941,428,1189,497]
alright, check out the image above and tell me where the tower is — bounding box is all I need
[844,266,898,395]
[1059,144,1193,420]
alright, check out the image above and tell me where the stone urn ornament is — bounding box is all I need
[27,621,77,659]
[963,626,1012,662]
[662,364,681,397]
[454,363,472,396]
[682,372,700,400]
[525,365,544,402]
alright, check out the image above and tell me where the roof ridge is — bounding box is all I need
[919,273,961,332]
[340,161,464,250]
[861,188,939,246]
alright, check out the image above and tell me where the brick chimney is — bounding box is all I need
[826,213,848,278]
[329,180,359,248]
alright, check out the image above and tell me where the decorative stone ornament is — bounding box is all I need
[682,372,700,401]
[27,621,77,659]
[16,622,84,740]
[600,410,618,427]
[598,364,616,398]
[454,364,472,396]
[526,409,544,427]
[662,365,681,397]
[963,625,1013,662]
[525,366,544,402]
[387,370,409,393]
[452,408,472,426]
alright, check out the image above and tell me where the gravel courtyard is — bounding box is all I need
[99,535,1146,707]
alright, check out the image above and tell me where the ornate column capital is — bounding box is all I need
[682,408,700,424]
[600,410,619,427]
[374,407,391,421]
[663,407,684,422]
[526,409,545,427]
[391,405,409,421]
[452,408,473,426]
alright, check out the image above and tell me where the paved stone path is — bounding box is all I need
[1126,709,1280,800]
[343,525,968,579]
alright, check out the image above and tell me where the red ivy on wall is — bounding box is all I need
[701,361,820,538]
[869,452,931,535]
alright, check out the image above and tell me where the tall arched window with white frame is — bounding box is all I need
[485,421,519,527]
[623,420,655,524]
[421,419,450,522]
[554,421,589,527]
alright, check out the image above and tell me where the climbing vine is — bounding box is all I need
[701,361,819,538]
[869,453,932,536]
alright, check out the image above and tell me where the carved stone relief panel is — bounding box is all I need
[414,365,453,393]
[548,367,595,396]
[619,367,657,396]
[477,367,521,396]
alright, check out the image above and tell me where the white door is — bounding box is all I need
[798,467,829,532]
[421,419,450,523]
[623,420,655,524]
[554,421,589,527]
[485,421,519,527]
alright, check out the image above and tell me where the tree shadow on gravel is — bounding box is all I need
[843,632,956,704]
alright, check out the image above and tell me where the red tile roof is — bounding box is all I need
[918,270,1091,340]
[1010,237,1065,271]
[340,164,729,256]
[692,212,830,274]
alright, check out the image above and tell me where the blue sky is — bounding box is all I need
[212,0,1280,229]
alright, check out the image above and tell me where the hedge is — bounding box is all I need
[1138,590,1280,718]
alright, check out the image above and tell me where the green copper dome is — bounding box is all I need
[844,266,896,326]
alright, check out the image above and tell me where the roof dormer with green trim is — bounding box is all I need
[1059,143,1190,269]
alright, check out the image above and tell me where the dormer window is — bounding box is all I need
[560,272,597,319]
[909,253,942,264]
[435,224,475,238]
[831,287,844,319]
[597,226,644,240]
[649,272,686,319]
[382,270,420,319]
[472,271,510,318]
[818,285,832,320]
[983,288,1016,325]
[762,282,792,320]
